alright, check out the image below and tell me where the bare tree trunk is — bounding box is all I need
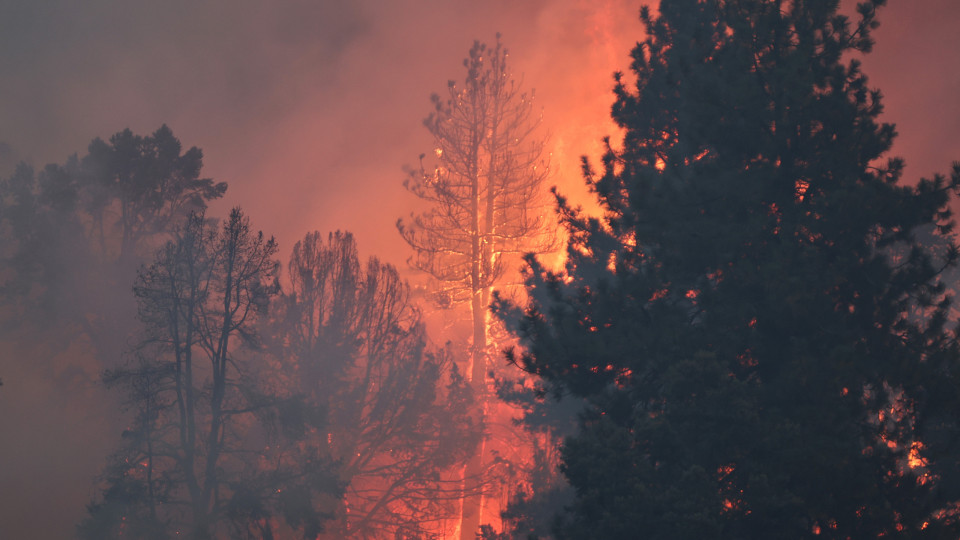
[461,137,488,537]
[460,285,487,540]
[398,36,553,539]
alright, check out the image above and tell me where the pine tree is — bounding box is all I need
[398,35,555,539]
[81,209,340,540]
[271,231,481,538]
[496,0,960,537]
[0,125,226,363]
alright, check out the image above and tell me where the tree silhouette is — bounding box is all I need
[397,35,555,539]
[0,126,228,540]
[0,125,226,362]
[81,209,340,540]
[82,125,227,264]
[497,0,960,537]
[272,231,481,539]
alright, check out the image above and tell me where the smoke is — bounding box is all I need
[0,0,647,264]
[858,0,960,181]
[0,0,957,537]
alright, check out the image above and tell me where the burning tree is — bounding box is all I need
[272,231,481,539]
[497,0,960,537]
[80,209,340,540]
[397,35,556,539]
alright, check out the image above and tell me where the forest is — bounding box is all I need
[2,0,960,539]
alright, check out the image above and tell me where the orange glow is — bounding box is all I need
[908,441,928,469]
[5,1,960,538]
[649,288,669,301]
[691,148,711,163]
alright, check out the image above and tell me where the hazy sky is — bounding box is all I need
[0,1,958,537]
[0,0,643,272]
[1,0,957,268]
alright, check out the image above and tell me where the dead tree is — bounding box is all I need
[397,35,556,540]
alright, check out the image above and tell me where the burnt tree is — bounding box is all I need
[397,35,555,539]
[274,231,480,539]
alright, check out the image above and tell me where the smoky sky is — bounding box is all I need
[0,1,958,538]
[3,0,954,266]
[0,0,645,269]
[863,0,960,180]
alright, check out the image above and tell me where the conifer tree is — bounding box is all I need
[398,35,555,539]
[497,1,960,537]
[81,209,340,540]
[0,125,226,363]
[271,231,481,539]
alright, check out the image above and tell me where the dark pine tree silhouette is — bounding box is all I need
[496,1,960,538]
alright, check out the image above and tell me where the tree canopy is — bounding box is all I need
[497,0,960,537]
[271,231,481,538]
[80,209,341,540]
[0,125,226,360]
